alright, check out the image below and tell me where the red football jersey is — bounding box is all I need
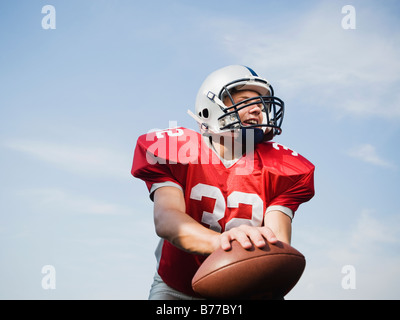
[131,127,315,297]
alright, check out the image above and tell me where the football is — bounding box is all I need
[192,240,306,299]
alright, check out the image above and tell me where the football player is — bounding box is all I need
[131,65,315,299]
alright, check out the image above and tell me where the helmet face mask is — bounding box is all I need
[191,65,285,142]
[218,87,284,136]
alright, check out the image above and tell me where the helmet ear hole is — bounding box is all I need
[202,108,209,118]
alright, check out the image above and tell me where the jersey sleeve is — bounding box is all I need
[268,167,315,216]
[260,142,315,217]
[131,142,181,197]
[131,127,196,199]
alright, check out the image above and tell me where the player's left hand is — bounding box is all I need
[218,225,278,251]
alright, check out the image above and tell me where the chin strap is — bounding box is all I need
[187,109,214,135]
[187,109,203,126]
[188,109,265,145]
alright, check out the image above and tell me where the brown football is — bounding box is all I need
[192,240,306,299]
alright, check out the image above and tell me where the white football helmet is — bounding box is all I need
[188,65,284,142]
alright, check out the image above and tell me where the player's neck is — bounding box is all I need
[211,136,247,161]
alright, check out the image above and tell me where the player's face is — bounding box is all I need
[224,90,264,127]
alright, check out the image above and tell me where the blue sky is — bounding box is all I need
[0,0,399,299]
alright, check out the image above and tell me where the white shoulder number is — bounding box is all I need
[272,142,298,156]
[155,128,184,138]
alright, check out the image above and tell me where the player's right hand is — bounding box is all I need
[217,225,278,251]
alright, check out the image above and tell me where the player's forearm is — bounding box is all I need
[154,208,219,255]
[153,186,219,255]
[264,210,292,244]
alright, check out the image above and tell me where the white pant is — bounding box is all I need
[148,272,205,300]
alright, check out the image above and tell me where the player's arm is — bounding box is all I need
[153,187,289,253]
[264,210,292,244]
[153,186,221,255]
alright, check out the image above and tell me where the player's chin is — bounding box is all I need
[242,123,261,128]
[240,125,263,132]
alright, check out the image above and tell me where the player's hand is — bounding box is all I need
[218,225,278,251]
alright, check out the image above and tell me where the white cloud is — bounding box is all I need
[348,143,396,168]
[288,209,400,299]
[19,187,132,216]
[350,209,399,250]
[212,2,400,119]
[3,139,130,179]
